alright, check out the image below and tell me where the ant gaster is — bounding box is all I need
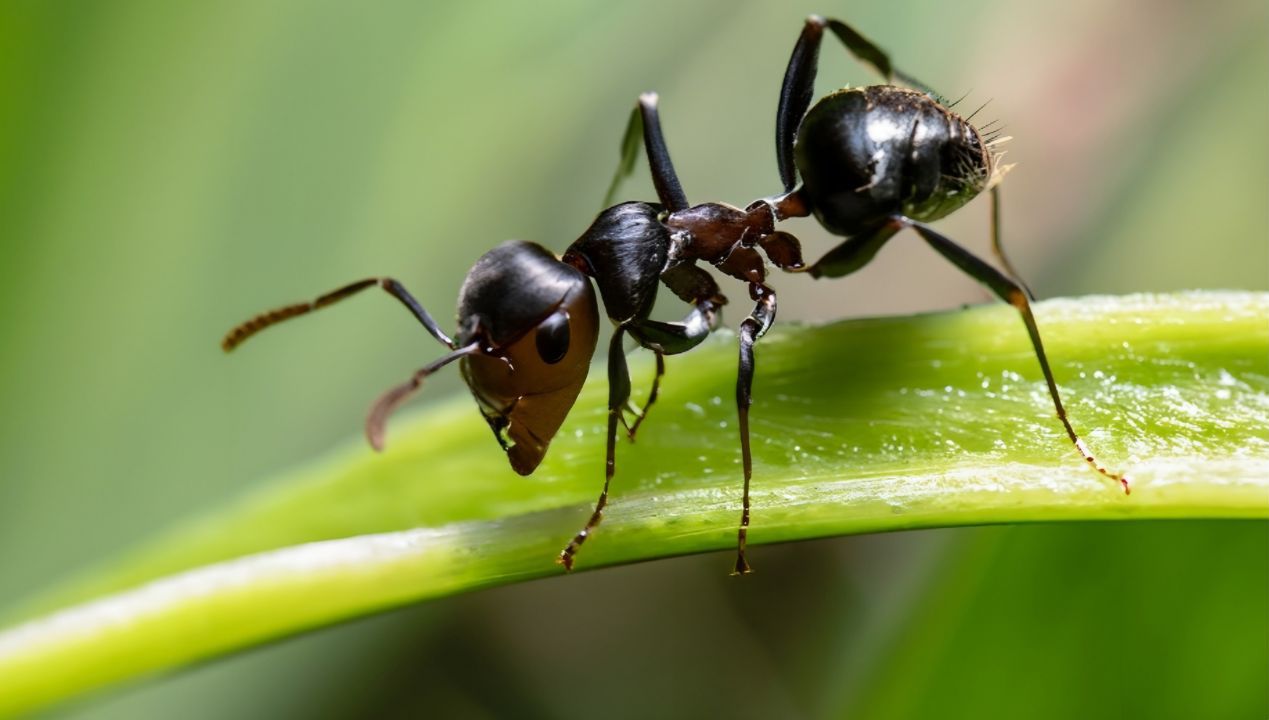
[223,16,1128,577]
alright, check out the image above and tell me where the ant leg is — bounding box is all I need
[819,18,934,92]
[622,263,725,439]
[222,278,454,351]
[619,288,723,433]
[797,221,903,279]
[557,266,722,564]
[757,231,806,271]
[906,218,1130,494]
[990,186,1036,300]
[661,262,727,308]
[633,262,727,352]
[602,92,689,211]
[558,327,633,571]
[626,286,723,357]
[776,17,934,192]
[733,283,777,575]
[775,17,825,192]
[623,351,664,441]
[602,100,644,208]
[364,344,479,451]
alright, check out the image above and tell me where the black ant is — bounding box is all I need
[223,15,1128,576]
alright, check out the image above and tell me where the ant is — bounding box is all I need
[223,15,1128,576]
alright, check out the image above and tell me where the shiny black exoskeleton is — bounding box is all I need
[795,86,991,236]
[562,14,1126,573]
[223,15,1127,578]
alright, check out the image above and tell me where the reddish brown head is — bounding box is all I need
[455,241,599,474]
[221,239,598,474]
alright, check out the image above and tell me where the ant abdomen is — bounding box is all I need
[794,86,990,235]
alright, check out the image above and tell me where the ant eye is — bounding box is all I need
[535,311,570,364]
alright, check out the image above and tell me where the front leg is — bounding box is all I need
[733,283,777,575]
[622,292,723,439]
[616,263,727,440]
[625,296,722,355]
[558,326,633,571]
[622,351,664,441]
[629,262,726,355]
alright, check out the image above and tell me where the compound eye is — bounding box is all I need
[534,311,571,364]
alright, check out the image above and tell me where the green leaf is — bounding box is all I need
[1,291,1266,717]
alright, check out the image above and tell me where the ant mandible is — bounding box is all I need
[222,15,1128,577]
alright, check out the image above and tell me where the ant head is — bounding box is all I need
[455,241,599,475]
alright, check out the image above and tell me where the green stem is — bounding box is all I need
[1,291,1266,716]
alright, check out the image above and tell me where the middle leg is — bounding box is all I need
[733,282,777,575]
[796,220,903,279]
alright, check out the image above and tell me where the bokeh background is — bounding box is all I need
[1,1,1266,717]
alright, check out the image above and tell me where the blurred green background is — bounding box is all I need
[1,1,1265,718]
